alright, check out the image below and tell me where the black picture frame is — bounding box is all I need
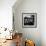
[22,13,37,28]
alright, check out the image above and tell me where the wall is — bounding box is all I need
[0,0,16,30]
[13,0,42,46]
[41,0,46,46]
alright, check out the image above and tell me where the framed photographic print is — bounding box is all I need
[22,13,37,28]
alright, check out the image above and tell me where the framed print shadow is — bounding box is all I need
[22,13,37,28]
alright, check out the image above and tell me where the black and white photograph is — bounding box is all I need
[22,13,37,28]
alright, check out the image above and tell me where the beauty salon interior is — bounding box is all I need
[0,0,46,46]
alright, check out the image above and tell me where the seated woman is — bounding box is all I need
[15,33,22,46]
